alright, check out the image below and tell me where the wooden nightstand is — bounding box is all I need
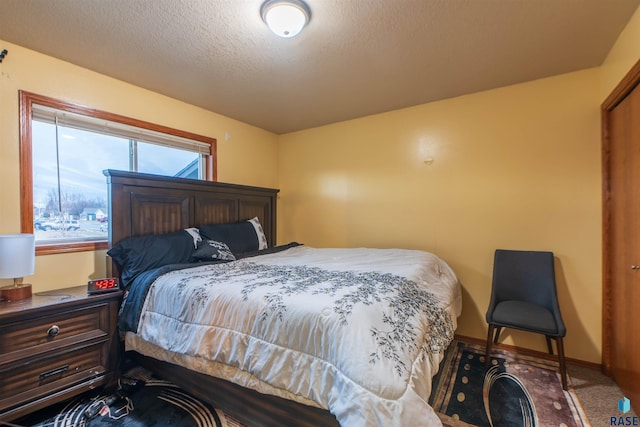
[0,285,122,422]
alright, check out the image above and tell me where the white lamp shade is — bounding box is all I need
[0,234,35,279]
[262,0,310,38]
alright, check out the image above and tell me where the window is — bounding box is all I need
[20,91,217,255]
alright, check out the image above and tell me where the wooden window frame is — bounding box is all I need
[19,91,217,255]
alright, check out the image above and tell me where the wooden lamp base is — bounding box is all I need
[0,283,32,302]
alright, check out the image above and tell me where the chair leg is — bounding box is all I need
[485,324,495,368]
[493,326,502,344]
[546,336,554,355]
[556,337,568,391]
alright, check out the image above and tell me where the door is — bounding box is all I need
[603,60,640,411]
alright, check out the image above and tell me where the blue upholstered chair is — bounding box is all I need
[484,249,568,390]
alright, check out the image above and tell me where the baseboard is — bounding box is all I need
[454,334,603,372]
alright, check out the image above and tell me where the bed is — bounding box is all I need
[105,170,462,427]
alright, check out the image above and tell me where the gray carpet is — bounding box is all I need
[569,364,637,427]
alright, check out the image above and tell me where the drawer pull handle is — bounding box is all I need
[47,325,60,337]
[40,365,69,381]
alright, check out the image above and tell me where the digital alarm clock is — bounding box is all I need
[87,277,120,295]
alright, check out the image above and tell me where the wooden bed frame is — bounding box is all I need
[105,170,340,427]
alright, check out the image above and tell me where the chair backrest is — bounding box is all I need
[491,249,558,311]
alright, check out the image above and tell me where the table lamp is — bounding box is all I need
[0,234,35,301]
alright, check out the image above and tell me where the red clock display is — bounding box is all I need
[87,277,120,294]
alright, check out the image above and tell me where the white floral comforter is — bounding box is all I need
[125,245,462,426]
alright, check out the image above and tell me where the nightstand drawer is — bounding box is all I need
[0,342,106,412]
[0,303,109,364]
[0,286,121,422]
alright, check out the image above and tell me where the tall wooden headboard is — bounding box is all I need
[104,170,341,427]
[104,170,279,274]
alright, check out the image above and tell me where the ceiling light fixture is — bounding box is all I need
[261,0,311,38]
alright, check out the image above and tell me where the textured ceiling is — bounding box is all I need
[0,0,639,134]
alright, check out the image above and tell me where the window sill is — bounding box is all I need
[36,240,108,255]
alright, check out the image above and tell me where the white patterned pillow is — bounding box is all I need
[248,217,268,250]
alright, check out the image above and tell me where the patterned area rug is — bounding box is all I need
[19,365,468,427]
[18,367,247,427]
[16,341,590,427]
[430,340,591,427]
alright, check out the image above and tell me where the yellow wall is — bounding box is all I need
[278,69,603,363]
[277,4,640,365]
[0,40,279,291]
[600,5,640,100]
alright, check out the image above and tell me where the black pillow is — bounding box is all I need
[107,229,199,288]
[198,218,266,255]
[192,240,236,262]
